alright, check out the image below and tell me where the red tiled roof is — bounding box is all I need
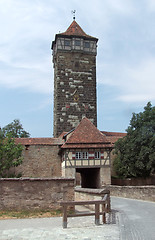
[67,118,109,144]
[55,20,98,41]
[61,143,112,149]
[14,127,126,147]
[101,131,126,144]
[106,136,124,144]
[60,20,98,40]
[58,132,68,139]
[101,131,126,137]
[15,138,64,146]
[61,118,111,149]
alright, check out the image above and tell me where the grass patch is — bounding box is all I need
[0,209,62,219]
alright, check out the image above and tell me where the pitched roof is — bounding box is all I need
[61,117,111,149]
[15,138,64,146]
[60,20,98,40]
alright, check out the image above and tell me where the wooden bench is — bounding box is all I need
[60,194,110,228]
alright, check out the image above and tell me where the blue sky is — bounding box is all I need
[0,0,155,137]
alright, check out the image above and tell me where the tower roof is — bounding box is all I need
[61,117,111,149]
[52,20,98,49]
[60,20,97,40]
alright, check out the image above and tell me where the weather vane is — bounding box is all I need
[71,10,76,20]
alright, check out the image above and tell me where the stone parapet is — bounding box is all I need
[0,178,75,210]
[109,185,155,202]
[75,187,110,210]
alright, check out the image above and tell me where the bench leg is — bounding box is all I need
[63,206,67,228]
[95,203,100,225]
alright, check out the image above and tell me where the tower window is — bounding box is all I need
[64,40,71,46]
[84,41,90,48]
[75,40,81,46]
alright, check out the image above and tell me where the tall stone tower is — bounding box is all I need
[52,20,98,137]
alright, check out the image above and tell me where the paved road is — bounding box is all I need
[111,197,155,240]
[0,206,119,240]
[0,197,155,240]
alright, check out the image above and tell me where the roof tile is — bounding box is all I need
[60,20,98,40]
[61,118,111,149]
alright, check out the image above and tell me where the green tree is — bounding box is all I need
[113,102,155,178]
[0,134,23,177]
[2,119,30,138]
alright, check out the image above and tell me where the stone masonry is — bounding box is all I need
[0,178,74,210]
[53,52,97,137]
[14,145,62,178]
[52,21,98,137]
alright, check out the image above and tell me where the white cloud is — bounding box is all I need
[119,58,155,103]
[147,0,155,11]
[98,58,155,103]
[0,0,155,104]
[106,0,135,15]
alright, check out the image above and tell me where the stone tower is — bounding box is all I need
[52,20,98,137]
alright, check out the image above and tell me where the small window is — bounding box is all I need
[83,152,88,159]
[25,145,30,150]
[84,41,90,48]
[75,40,81,46]
[76,152,82,159]
[64,40,71,46]
[95,151,100,159]
[76,151,88,159]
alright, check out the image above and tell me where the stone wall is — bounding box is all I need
[0,178,75,210]
[100,167,111,186]
[75,187,110,201]
[15,145,61,178]
[75,187,110,210]
[109,185,155,202]
[111,177,155,186]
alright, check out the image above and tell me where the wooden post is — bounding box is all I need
[63,205,67,228]
[60,198,111,228]
[102,203,106,223]
[95,203,100,225]
[107,194,111,213]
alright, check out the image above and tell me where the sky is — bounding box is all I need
[0,0,155,137]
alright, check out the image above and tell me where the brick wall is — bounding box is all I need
[109,185,155,202]
[15,145,61,178]
[0,178,75,210]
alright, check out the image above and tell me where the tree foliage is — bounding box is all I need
[113,102,155,178]
[0,134,23,178]
[2,119,30,138]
